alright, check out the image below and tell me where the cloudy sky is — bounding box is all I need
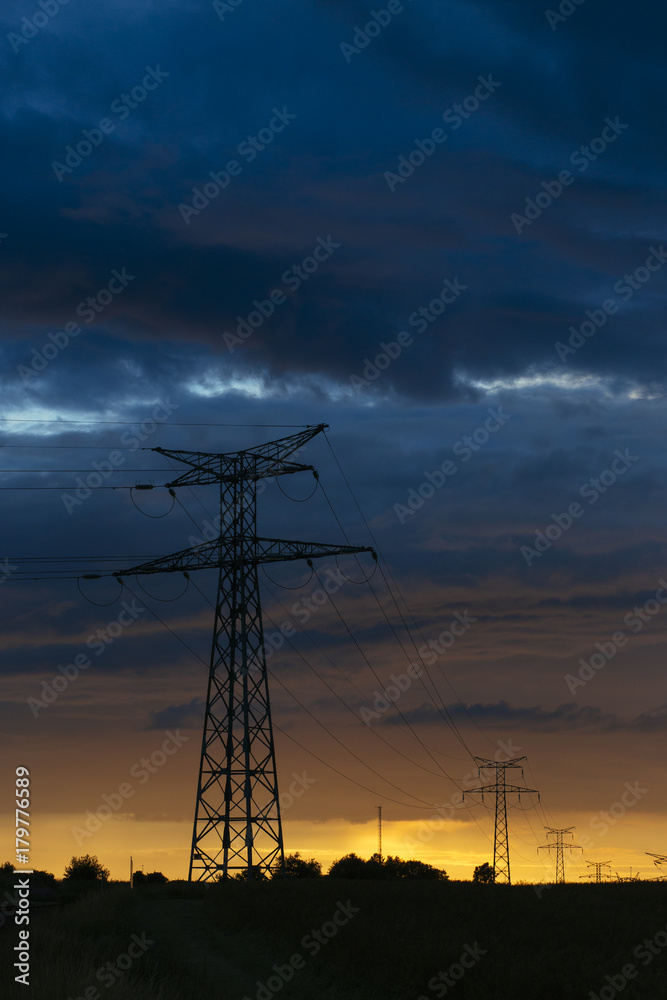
[2,0,666,883]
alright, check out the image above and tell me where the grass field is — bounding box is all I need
[2,880,667,999]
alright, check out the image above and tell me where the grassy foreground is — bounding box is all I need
[2,879,667,999]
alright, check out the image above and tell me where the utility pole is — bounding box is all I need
[377,806,382,861]
[538,827,581,883]
[110,425,374,881]
[464,757,538,884]
[580,859,611,883]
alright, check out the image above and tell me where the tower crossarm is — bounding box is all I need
[111,537,375,577]
[254,537,375,565]
[151,425,328,487]
[466,784,538,796]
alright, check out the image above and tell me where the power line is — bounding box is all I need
[187,566,445,806]
[0,469,174,473]
[321,433,494,754]
[261,578,468,764]
[0,419,312,427]
[310,477,473,758]
[122,576,440,812]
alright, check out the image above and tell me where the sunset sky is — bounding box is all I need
[2,0,666,884]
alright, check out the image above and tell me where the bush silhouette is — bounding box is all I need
[63,854,110,882]
[473,862,496,883]
[328,853,447,879]
[270,852,322,878]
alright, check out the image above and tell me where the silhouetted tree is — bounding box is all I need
[231,865,268,881]
[327,853,369,878]
[270,852,322,878]
[63,854,110,882]
[145,871,168,883]
[473,862,496,883]
[328,853,447,880]
[387,856,448,880]
[133,870,167,885]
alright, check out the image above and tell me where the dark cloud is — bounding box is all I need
[393,700,667,734]
[148,696,205,730]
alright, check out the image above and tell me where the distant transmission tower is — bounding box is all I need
[111,424,373,881]
[645,853,667,881]
[580,860,611,883]
[538,827,581,883]
[465,757,538,884]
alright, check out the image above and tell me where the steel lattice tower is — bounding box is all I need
[538,827,581,883]
[646,853,667,881]
[465,757,538,884]
[580,860,611,883]
[111,424,373,881]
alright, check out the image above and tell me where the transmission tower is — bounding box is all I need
[645,853,667,881]
[110,424,374,881]
[538,827,582,883]
[580,859,611,883]
[464,757,538,884]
